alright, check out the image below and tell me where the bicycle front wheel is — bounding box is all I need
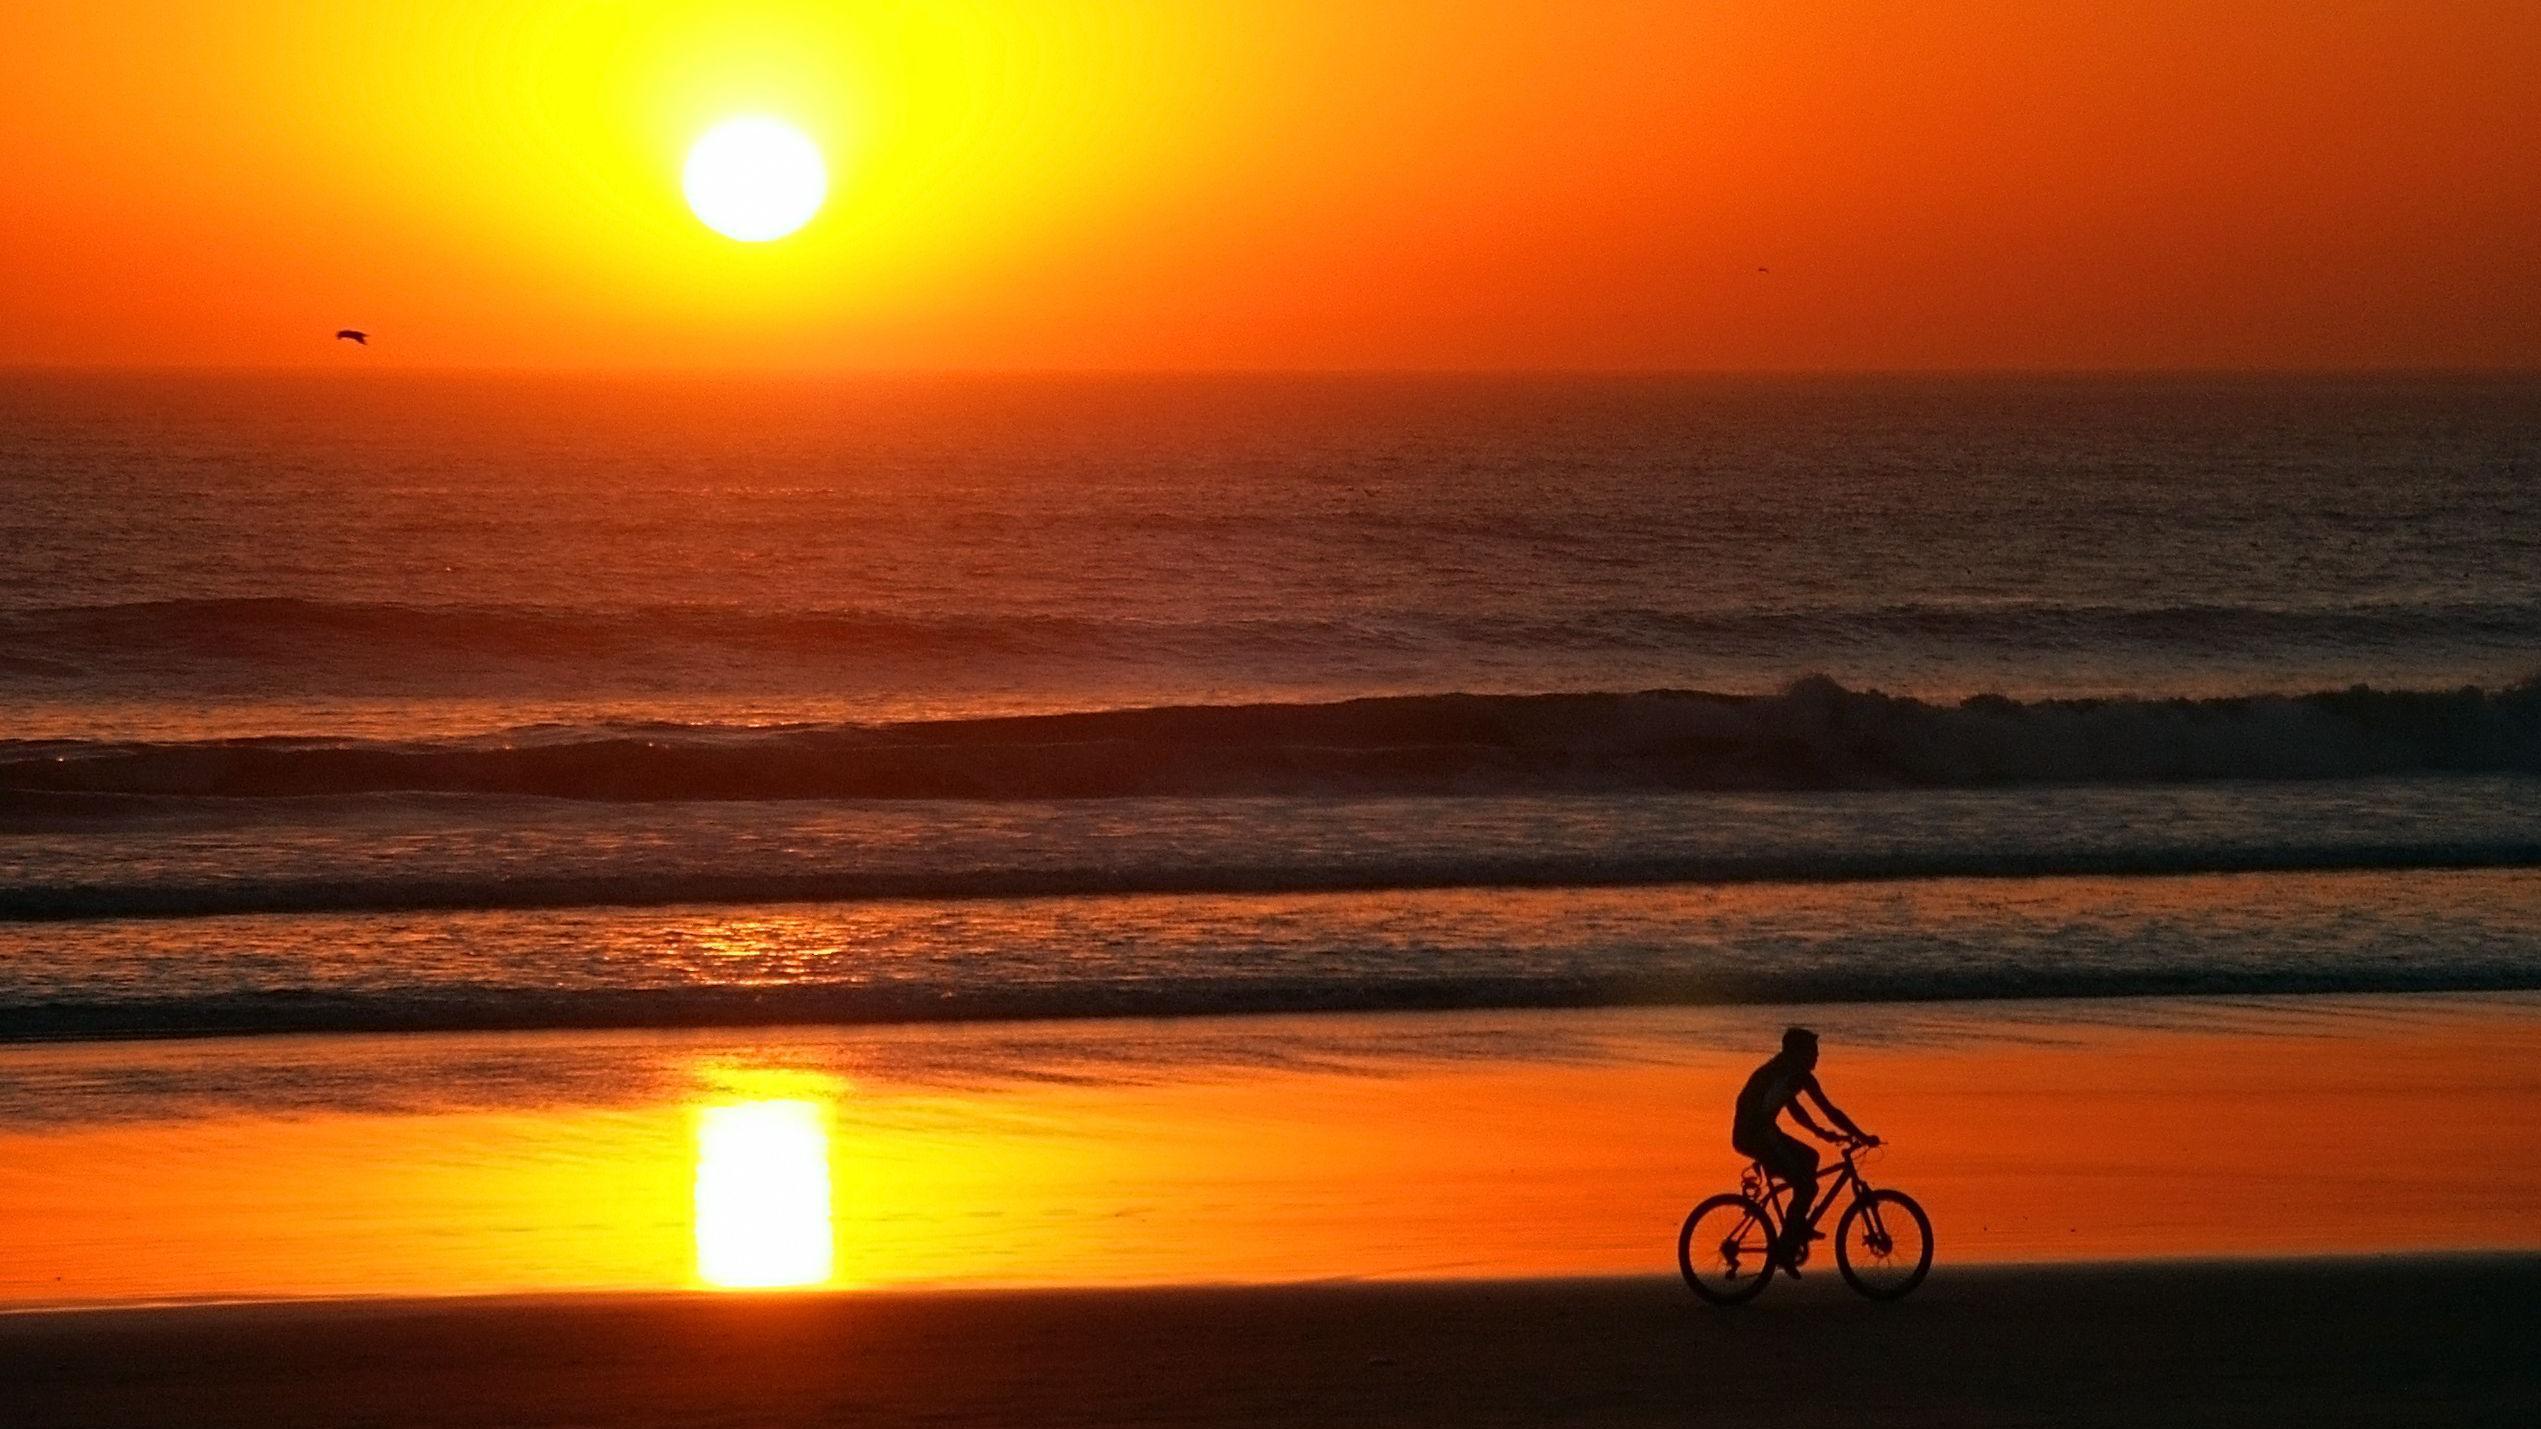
[1678,1194,1778,1305]
[1834,1189,1933,1300]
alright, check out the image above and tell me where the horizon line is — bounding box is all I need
[4,363,2538,381]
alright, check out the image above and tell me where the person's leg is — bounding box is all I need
[1766,1135,1819,1263]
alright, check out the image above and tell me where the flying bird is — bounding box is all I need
[335,330,367,345]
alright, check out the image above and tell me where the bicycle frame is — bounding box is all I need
[1741,1142,1880,1240]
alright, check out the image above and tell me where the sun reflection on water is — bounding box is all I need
[694,1098,835,1289]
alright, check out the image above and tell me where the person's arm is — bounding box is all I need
[1799,1076,1871,1142]
[1778,1078,1839,1134]
[1784,1090,1835,1142]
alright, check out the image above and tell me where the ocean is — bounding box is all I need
[3,371,2538,1047]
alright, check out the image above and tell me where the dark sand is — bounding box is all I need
[4,1256,2535,1427]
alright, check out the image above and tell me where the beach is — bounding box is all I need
[10,992,2535,1422]
[9,1258,2536,1427]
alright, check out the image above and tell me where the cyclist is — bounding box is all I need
[1732,1026,1875,1275]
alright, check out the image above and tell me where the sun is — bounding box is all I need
[683,117,828,243]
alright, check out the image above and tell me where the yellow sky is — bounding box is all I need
[2,1,2535,370]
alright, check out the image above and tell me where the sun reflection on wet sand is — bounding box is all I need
[694,1098,835,1289]
[1,997,2537,1308]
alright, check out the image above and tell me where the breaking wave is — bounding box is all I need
[4,677,2536,803]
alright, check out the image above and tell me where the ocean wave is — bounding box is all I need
[6,595,2541,684]
[6,840,2539,922]
[8,961,2537,1044]
[3,677,2536,804]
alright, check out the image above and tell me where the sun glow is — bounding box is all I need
[683,117,828,243]
[694,1099,835,1288]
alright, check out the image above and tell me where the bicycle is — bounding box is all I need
[1677,1137,1933,1304]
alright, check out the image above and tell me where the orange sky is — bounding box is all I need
[2,1,2535,371]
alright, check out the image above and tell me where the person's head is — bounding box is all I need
[1781,1025,1819,1070]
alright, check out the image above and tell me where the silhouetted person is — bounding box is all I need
[1732,1026,1874,1274]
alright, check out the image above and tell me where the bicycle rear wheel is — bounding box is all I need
[1678,1194,1778,1305]
[1834,1189,1933,1300]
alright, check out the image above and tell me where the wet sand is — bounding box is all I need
[5,1256,2534,1427]
[7,995,2541,1306]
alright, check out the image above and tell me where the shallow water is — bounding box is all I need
[6,866,2541,1042]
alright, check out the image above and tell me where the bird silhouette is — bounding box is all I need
[335,330,368,345]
